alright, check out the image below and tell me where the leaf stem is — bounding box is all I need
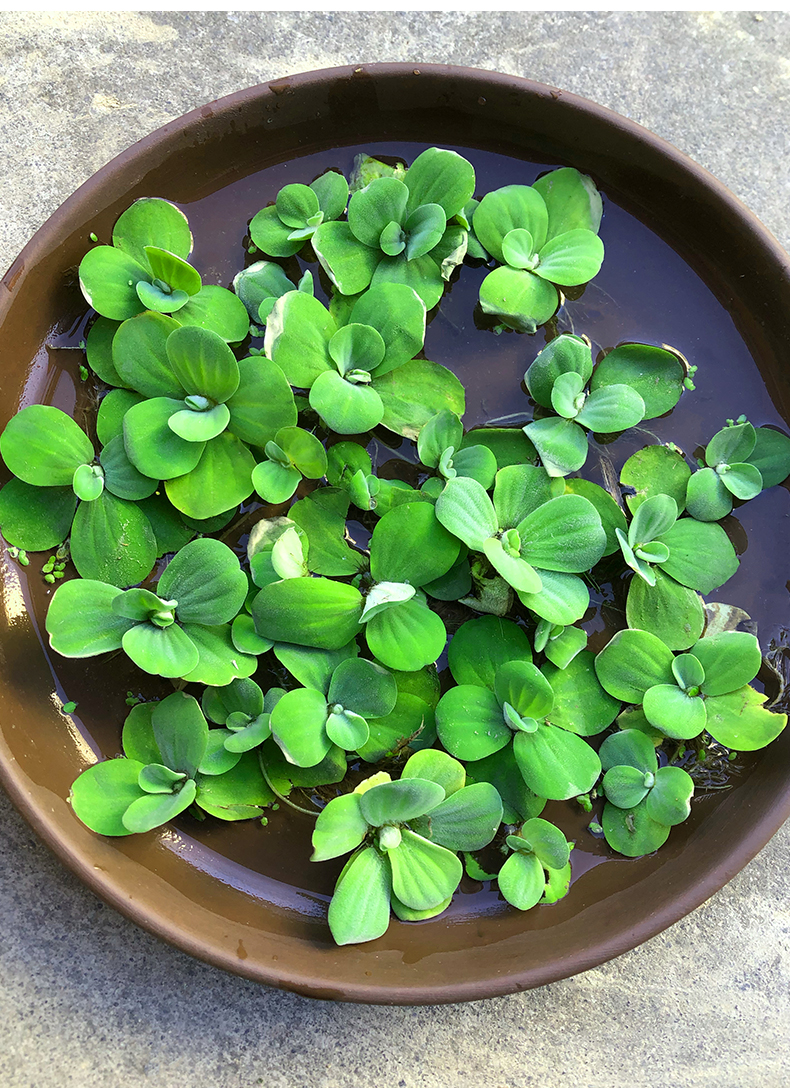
[259,760,319,818]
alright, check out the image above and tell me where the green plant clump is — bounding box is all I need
[1,149,789,948]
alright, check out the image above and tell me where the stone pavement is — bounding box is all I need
[0,12,788,1087]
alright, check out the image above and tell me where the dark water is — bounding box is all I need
[32,140,790,920]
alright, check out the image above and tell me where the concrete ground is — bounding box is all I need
[0,11,788,1087]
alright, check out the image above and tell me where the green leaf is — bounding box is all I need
[348,177,408,246]
[252,577,363,650]
[465,746,545,824]
[370,252,445,310]
[656,519,739,594]
[325,708,370,751]
[311,170,349,220]
[692,631,762,696]
[645,766,694,826]
[151,690,208,777]
[276,182,320,228]
[289,488,366,578]
[312,221,380,296]
[532,167,603,240]
[719,462,763,501]
[144,247,201,297]
[629,494,678,547]
[497,851,546,911]
[363,594,446,672]
[121,621,199,678]
[590,344,686,419]
[309,370,384,434]
[483,537,542,594]
[594,628,676,703]
[479,267,558,334]
[0,404,94,487]
[401,749,465,797]
[79,245,148,320]
[460,427,537,470]
[111,312,184,398]
[417,409,463,469]
[492,465,555,530]
[685,467,733,522]
[348,283,426,376]
[542,651,621,735]
[329,657,397,719]
[562,479,625,557]
[99,436,159,501]
[173,285,250,343]
[97,389,146,448]
[311,793,368,862]
[165,432,255,520]
[136,281,189,314]
[168,403,230,443]
[70,758,146,836]
[180,622,256,685]
[123,397,204,481]
[277,427,327,478]
[642,684,707,740]
[602,797,670,857]
[201,676,264,724]
[495,659,553,720]
[251,460,300,504]
[85,316,128,387]
[387,830,462,911]
[626,568,705,651]
[137,494,195,557]
[403,203,446,260]
[513,724,601,800]
[70,490,156,587]
[516,570,589,626]
[452,445,497,489]
[327,846,392,946]
[501,228,536,269]
[620,444,691,515]
[0,479,76,551]
[434,476,498,551]
[518,493,605,573]
[112,197,192,265]
[418,782,503,852]
[601,764,651,809]
[370,501,460,587]
[704,686,787,751]
[599,728,658,773]
[165,325,239,403]
[269,687,331,767]
[448,615,531,689]
[525,333,593,408]
[745,426,790,488]
[435,684,511,761]
[575,384,645,432]
[357,692,433,762]
[329,322,386,376]
[523,416,588,477]
[404,147,475,219]
[473,185,548,263]
[122,703,161,764]
[249,205,304,258]
[534,228,604,286]
[232,260,294,324]
[706,421,756,467]
[46,579,135,657]
[195,750,274,819]
[516,817,571,869]
[550,370,585,418]
[122,779,197,833]
[373,358,464,441]
[158,536,247,624]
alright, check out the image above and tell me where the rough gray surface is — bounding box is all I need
[0,11,789,1087]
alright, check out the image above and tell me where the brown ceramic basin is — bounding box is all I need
[1,64,789,1004]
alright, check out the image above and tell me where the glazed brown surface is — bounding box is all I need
[1,65,789,1004]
